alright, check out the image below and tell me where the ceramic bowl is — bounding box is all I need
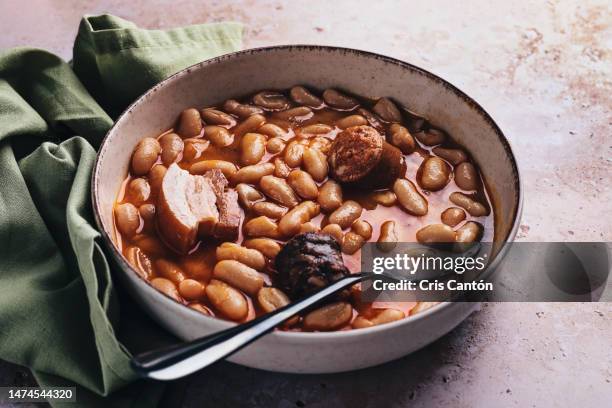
[92,46,522,373]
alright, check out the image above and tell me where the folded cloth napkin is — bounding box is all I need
[0,14,242,407]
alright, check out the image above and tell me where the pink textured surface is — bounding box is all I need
[0,1,610,407]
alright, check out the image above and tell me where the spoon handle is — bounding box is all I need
[131,274,367,380]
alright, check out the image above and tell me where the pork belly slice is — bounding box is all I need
[157,164,219,253]
[157,165,242,253]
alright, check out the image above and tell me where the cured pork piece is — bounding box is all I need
[203,169,241,240]
[214,189,241,240]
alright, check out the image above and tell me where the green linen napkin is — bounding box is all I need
[0,14,242,407]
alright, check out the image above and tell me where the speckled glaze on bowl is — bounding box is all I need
[92,46,522,374]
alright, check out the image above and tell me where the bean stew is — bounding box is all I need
[113,86,494,332]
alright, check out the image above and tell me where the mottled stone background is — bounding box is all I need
[0,0,610,407]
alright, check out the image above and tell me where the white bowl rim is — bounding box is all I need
[91,44,524,341]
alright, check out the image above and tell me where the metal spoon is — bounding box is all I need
[131,273,369,380]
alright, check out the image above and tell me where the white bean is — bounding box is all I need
[151,278,180,301]
[303,302,352,331]
[358,108,385,133]
[138,203,156,224]
[216,242,266,270]
[257,287,290,313]
[455,221,483,243]
[419,157,451,191]
[328,200,362,229]
[416,224,456,243]
[243,238,282,259]
[377,220,398,252]
[244,216,280,238]
[308,137,332,154]
[432,147,467,165]
[252,201,288,219]
[441,207,466,227]
[454,162,480,191]
[223,99,263,118]
[176,108,202,138]
[287,169,319,200]
[284,140,305,167]
[372,97,402,122]
[393,179,428,216]
[155,259,186,284]
[236,183,263,209]
[204,125,233,147]
[159,132,184,166]
[148,164,167,193]
[351,219,372,240]
[274,106,313,121]
[336,115,368,129]
[127,178,150,205]
[115,203,140,237]
[190,160,237,179]
[323,89,359,110]
[388,124,415,154]
[266,137,286,154]
[302,147,328,181]
[233,114,266,137]
[341,231,364,254]
[258,123,287,138]
[200,108,236,127]
[299,222,320,234]
[213,260,264,295]
[182,138,210,161]
[178,279,206,300]
[300,124,333,135]
[206,279,248,321]
[232,163,275,184]
[317,180,343,213]
[370,190,397,207]
[273,157,291,178]
[352,308,405,329]
[321,223,344,243]
[253,91,290,111]
[241,132,266,165]
[409,302,439,316]
[290,86,323,108]
[449,192,489,217]
[259,175,299,207]
[188,303,212,315]
[415,128,446,146]
[278,201,319,237]
[125,246,153,279]
[131,138,161,176]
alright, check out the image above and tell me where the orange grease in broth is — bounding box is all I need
[114,93,494,329]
